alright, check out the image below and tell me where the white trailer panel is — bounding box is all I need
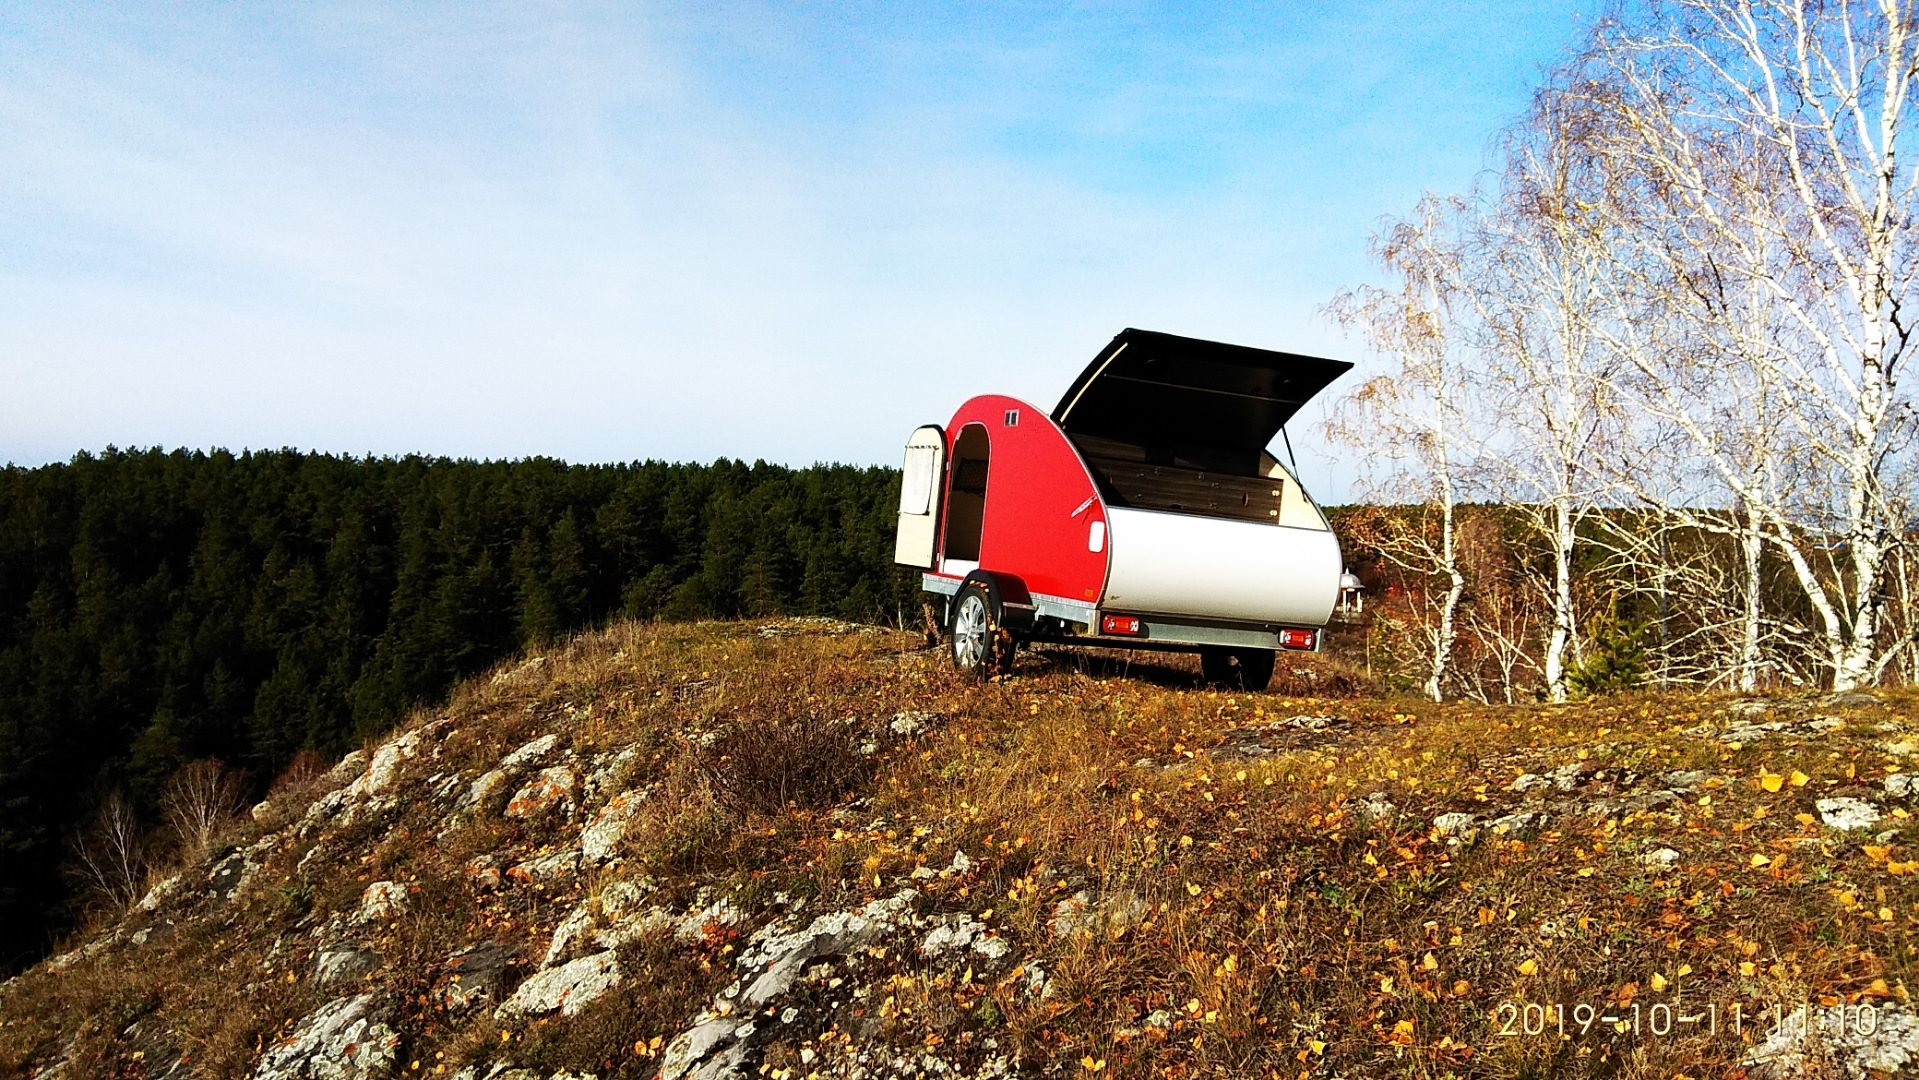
[1101,507,1340,626]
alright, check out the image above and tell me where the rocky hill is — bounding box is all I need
[5,619,1919,1079]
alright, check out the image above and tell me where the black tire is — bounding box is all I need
[1200,647,1275,691]
[949,582,1015,677]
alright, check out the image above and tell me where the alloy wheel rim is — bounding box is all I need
[953,594,988,668]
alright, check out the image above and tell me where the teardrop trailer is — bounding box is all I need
[894,328,1353,689]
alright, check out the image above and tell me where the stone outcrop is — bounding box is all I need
[251,994,398,1080]
[497,951,621,1019]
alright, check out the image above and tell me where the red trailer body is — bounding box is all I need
[895,328,1352,687]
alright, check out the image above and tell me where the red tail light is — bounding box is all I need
[1277,627,1317,650]
[1101,614,1143,637]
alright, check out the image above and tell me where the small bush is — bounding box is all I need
[700,709,870,815]
[1570,617,1648,697]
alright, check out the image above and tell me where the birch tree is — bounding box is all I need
[1326,197,1479,701]
[1584,0,1919,689]
[1455,95,1622,702]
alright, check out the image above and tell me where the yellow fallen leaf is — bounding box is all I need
[1790,770,1810,787]
[1187,882,1202,896]
[1750,854,1772,868]
[1453,980,1470,995]
[1518,958,1539,976]
[1380,976,1395,993]
[1308,1039,1326,1055]
[1650,972,1668,991]
[1421,952,1438,971]
[1866,846,1893,862]
[1796,813,1817,826]
[1677,963,1693,977]
[1881,907,1895,921]
[1393,1020,1415,1037]
[1740,961,1757,976]
[1761,773,1784,793]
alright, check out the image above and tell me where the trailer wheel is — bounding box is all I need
[950,582,1015,678]
[1200,647,1275,691]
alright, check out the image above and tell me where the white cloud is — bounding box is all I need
[0,1,1578,501]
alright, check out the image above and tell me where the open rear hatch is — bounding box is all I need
[1052,328,1351,522]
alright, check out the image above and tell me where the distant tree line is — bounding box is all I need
[0,448,918,970]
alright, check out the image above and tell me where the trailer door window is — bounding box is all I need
[900,444,939,515]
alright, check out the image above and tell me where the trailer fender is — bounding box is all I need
[957,570,1036,630]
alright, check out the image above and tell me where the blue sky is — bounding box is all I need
[0,2,1587,495]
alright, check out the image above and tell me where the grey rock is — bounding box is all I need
[1049,891,1148,940]
[313,947,377,988]
[208,850,258,901]
[500,733,561,772]
[580,790,644,864]
[1745,1003,1919,1079]
[323,750,369,786]
[505,766,577,820]
[1817,797,1884,831]
[890,711,936,737]
[356,881,408,922]
[1487,811,1551,835]
[660,890,920,1080]
[1431,813,1478,838]
[581,746,640,803]
[137,873,184,912]
[1639,847,1682,868]
[674,898,744,944]
[1886,773,1919,798]
[463,769,510,810]
[1354,792,1396,821]
[596,878,653,922]
[251,994,398,1080]
[496,950,620,1018]
[442,944,512,1011]
[544,905,597,968]
[507,849,579,884]
[348,728,428,802]
[921,915,1012,961]
[1660,771,1710,791]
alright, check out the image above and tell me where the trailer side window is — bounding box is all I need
[900,444,939,515]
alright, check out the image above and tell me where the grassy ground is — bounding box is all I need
[1,619,1915,1079]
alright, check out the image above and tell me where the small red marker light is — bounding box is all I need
[1101,614,1143,637]
[1277,628,1317,651]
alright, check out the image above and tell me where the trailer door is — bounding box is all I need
[893,425,946,568]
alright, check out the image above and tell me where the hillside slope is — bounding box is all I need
[5,620,1919,1079]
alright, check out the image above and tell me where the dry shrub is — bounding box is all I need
[269,749,327,796]
[700,709,871,816]
[65,791,152,912]
[161,759,247,860]
[628,758,729,874]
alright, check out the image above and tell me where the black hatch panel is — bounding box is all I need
[1051,328,1352,470]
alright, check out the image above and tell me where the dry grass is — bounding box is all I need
[3,619,1917,1078]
